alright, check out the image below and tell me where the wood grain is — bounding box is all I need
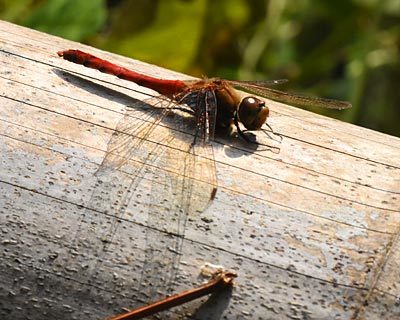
[0,20,399,320]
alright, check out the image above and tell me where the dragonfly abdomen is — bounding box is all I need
[57,49,187,96]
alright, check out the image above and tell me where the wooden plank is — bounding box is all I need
[0,20,399,319]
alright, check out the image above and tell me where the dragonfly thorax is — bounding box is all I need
[237,96,269,130]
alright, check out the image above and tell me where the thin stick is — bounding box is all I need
[109,271,237,320]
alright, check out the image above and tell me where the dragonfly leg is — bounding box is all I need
[262,122,283,143]
[233,113,254,144]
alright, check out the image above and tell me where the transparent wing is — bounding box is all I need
[96,97,174,174]
[229,80,352,110]
[68,98,176,277]
[229,79,288,86]
[184,78,288,87]
[67,89,218,304]
[139,88,217,300]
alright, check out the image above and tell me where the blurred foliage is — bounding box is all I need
[1,0,399,136]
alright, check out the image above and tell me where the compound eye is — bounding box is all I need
[238,96,269,130]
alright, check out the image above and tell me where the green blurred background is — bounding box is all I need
[1,0,399,137]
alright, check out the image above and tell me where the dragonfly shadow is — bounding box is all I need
[217,129,282,160]
[53,69,143,107]
[53,69,207,146]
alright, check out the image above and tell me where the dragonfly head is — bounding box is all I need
[237,96,269,130]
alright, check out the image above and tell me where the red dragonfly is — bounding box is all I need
[57,49,351,309]
[58,50,351,144]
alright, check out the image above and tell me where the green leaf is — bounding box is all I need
[96,0,207,72]
[22,0,106,41]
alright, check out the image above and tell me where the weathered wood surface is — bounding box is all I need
[0,20,399,320]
